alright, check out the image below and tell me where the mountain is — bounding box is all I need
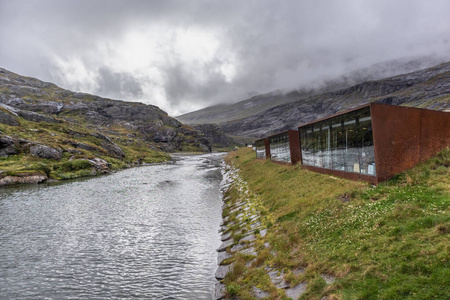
[0,67,211,185]
[176,55,447,126]
[179,59,450,138]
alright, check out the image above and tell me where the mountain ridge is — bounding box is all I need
[179,58,450,138]
[0,67,213,185]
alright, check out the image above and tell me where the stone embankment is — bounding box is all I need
[215,163,335,299]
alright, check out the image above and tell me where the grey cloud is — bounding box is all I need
[1,0,450,115]
[97,67,143,99]
[163,61,233,111]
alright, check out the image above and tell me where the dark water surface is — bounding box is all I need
[0,154,224,299]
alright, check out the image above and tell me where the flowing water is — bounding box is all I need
[0,153,224,299]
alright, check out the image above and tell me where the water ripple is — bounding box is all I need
[0,153,224,299]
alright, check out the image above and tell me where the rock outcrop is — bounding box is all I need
[0,173,48,186]
[0,135,17,157]
[30,144,62,160]
[191,123,234,149]
[0,67,210,152]
[0,67,211,186]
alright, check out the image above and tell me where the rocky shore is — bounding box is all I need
[215,163,335,299]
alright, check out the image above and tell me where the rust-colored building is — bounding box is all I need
[268,130,301,165]
[297,103,450,184]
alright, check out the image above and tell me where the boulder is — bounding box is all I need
[101,141,125,159]
[17,110,59,123]
[0,110,19,126]
[63,140,100,152]
[5,97,26,106]
[0,135,18,157]
[215,264,231,280]
[87,158,111,173]
[214,283,226,300]
[152,128,177,143]
[30,144,62,160]
[0,174,47,186]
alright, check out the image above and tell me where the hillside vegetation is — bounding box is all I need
[0,67,211,185]
[223,147,449,299]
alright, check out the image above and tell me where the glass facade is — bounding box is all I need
[299,106,376,176]
[269,132,291,163]
[255,139,266,159]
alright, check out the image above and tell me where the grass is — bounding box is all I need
[223,147,450,299]
[0,117,172,183]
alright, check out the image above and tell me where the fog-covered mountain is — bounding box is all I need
[177,57,450,138]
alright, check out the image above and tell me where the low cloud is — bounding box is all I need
[97,67,143,99]
[1,0,450,115]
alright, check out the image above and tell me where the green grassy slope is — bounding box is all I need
[224,147,449,299]
[0,110,171,182]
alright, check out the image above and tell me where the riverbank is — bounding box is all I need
[216,147,449,299]
[0,153,224,299]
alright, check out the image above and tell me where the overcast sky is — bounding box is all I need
[1,0,450,116]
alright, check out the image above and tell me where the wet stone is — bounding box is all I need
[217,239,234,252]
[250,221,262,230]
[239,247,256,256]
[239,234,256,243]
[293,268,305,276]
[248,214,259,221]
[285,282,307,299]
[220,217,230,226]
[321,274,336,284]
[218,251,232,265]
[215,264,231,280]
[268,269,287,288]
[230,243,246,253]
[215,282,226,300]
[221,231,232,241]
[252,287,270,299]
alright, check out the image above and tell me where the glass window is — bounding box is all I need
[256,139,266,159]
[269,132,291,163]
[299,106,376,176]
[300,125,315,167]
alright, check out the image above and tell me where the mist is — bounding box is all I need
[1,0,450,115]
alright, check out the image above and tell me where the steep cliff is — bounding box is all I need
[191,124,235,149]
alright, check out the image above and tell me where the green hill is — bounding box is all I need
[221,147,449,299]
[0,67,210,185]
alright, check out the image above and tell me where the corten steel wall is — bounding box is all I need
[288,130,302,165]
[371,103,450,182]
[264,138,271,159]
[268,130,302,165]
[297,103,449,184]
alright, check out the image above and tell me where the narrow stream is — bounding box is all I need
[0,153,224,299]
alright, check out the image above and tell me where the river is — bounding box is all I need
[0,153,225,299]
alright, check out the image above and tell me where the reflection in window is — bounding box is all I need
[269,132,291,163]
[256,139,266,159]
[299,106,376,176]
